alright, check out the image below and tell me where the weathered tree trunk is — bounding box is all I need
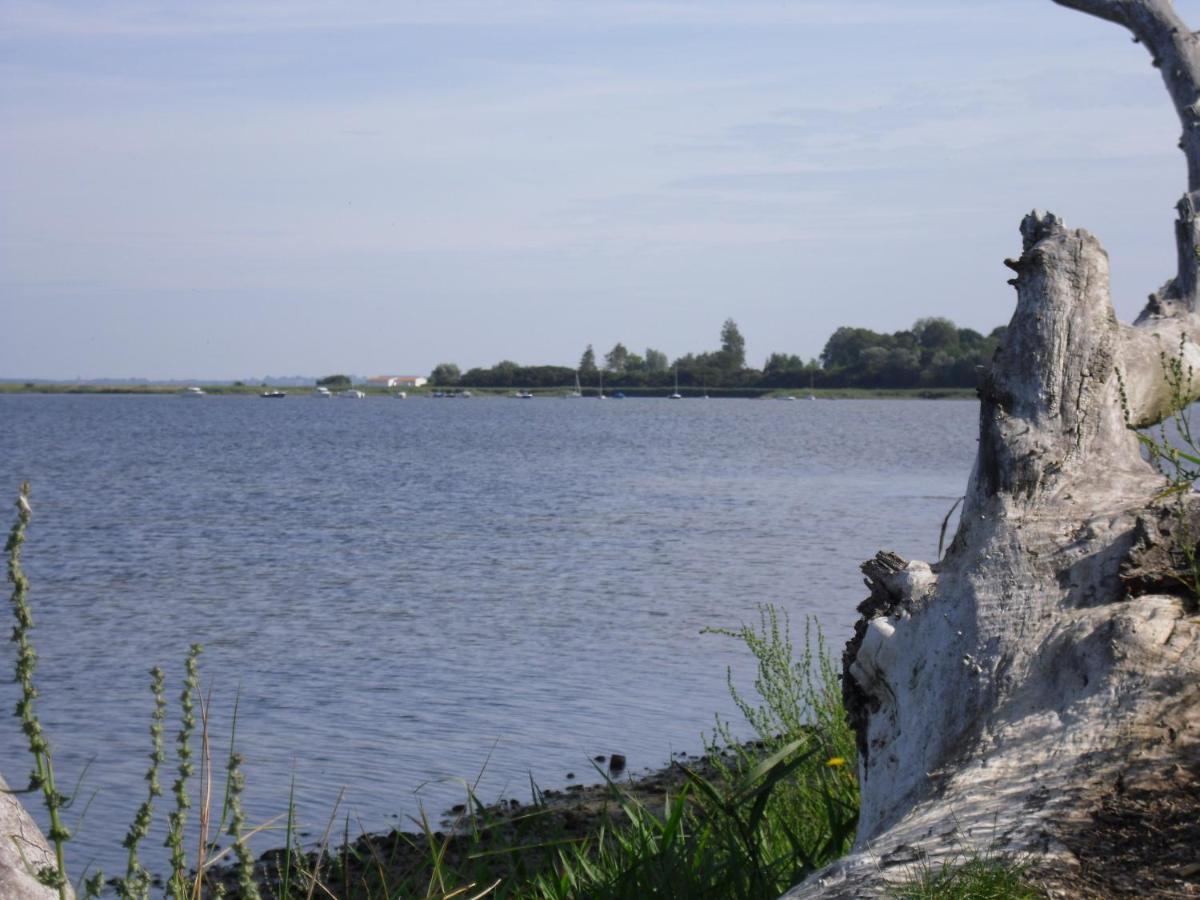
[0,773,72,900]
[784,3,1200,896]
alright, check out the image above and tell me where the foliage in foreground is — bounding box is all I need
[520,607,858,900]
[889,851,1043,900]
[6,485,264,899]
[261,608,859,899]
[7,484,858,898]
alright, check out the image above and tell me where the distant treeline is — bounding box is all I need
[429,317,1005,390]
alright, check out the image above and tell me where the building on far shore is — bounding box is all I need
[367,375,428,388]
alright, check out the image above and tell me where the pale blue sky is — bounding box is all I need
[1,1,1193,379]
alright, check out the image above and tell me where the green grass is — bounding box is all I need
[890,852,1043,899]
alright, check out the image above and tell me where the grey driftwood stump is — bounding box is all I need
[0,773,71,900]
[786,1,1200,896]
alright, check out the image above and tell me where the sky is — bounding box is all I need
[1,0,1196,380]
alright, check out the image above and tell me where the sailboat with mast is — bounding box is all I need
[670,366,683,400]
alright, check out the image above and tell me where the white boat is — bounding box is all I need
[670,366,683,400]
[394,391,407,399]
[515,390,534,399]
[340,389,366,399]
[598,370,607,399]
[260,390,286,399]
[181,386,205,397]
[313,387,333,398]
[566,371,582,398]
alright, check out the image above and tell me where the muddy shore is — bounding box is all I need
[204,743,759,897]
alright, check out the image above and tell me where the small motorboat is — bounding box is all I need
[340,389,366,399]
[181,386,205,397]
[260,390,286,398]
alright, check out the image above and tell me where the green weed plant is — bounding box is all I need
[522,607,858,900]
[5,485,266,899]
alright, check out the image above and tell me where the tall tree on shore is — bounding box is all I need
[719,318,746,370]
[429,363,461,386]
[604,342,629,372]
[644,348,668,372]
[579,344,596,375]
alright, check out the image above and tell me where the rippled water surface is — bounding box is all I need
[0,394,977,879]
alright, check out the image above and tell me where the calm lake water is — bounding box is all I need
[0,394,977,882]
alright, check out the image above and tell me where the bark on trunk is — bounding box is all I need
[783,6,1200,890]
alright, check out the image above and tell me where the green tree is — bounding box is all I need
[625,352,646,372]
[883,348,921,385]
[493,360,519,385]
[429,363,461,386]
[604,342,629,372]
[860,346,890,380]
[719,318,746,369]
[912,317,959,352]
[958,328,986,351]
[820,327,883,370]
[763,352,804,376]
[644,348,668,372]
[579,344,597,375]
[317,374,352,388]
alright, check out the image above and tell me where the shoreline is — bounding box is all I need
[204,742,762,897]
[0,384,978,400]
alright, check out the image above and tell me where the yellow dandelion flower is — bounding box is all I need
[825,756,847,768]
